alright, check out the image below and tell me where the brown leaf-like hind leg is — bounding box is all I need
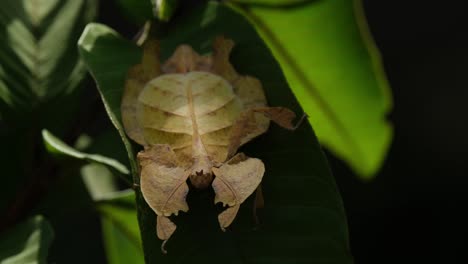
[138,145,190,252]
[212,153,265,230]
[253,185,264,229]
[226,107,306,159]
[157,215,176,254]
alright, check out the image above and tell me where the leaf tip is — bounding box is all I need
[78,23,118,53]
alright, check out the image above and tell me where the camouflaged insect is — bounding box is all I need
[121,36,299,252]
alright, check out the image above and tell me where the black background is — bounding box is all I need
[99,1,468,263]
[332,1,468,263]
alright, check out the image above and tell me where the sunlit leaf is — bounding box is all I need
[151,0,180,21]
[233,0,392,178]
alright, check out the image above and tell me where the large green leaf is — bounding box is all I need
[0,0,97,114]
[97,190,144,264]
[78,1,352,263]
[0,215,54,264]
[232,0,392,178]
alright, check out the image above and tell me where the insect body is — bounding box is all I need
[121,37,299,252]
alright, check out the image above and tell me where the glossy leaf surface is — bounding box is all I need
[234,0,392,178]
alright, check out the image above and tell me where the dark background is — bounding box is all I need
[331,1,468,263]
[65,0,468,263]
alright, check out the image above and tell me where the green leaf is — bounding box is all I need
[77,23,140,180]
[0,215,54,264]
[81,163,119,200]
[0,0,97,114]
[151,0,180,21]
[81,163,144,264]
[42,129,130,175]
[97,190,144,264]
[233,0,392,178]
[78,1,352,263]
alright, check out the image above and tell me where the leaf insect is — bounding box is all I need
[121,36,304,253]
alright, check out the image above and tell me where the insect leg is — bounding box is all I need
[253,185,264,229]
[212,153,265,231]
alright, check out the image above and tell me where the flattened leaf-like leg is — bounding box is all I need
[211,36,239,82]
[226,107,305,158]
[122,40,162,145]
[253,185,264,228]
[157,216,176,254]
[138,145,190,250]
[212,153,265,230]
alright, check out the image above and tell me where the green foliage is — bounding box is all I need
[151,0,180,21]
[233,0,392,178]
[115,0,153,25]
[0,0,97,115]
[115,0,180,24]
[81,163,120,200]
[0,1,99,263]
[78,23,141,179]
[233,0,310,6]
[0,0,98,221]
[0,216,54,264]
[97,190,145,264]
[78,1,353,263]
[42,129,130,175]
[0,0,392,262]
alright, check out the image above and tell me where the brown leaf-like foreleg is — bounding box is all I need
[212,153,265,230]
[137,144,190,253]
